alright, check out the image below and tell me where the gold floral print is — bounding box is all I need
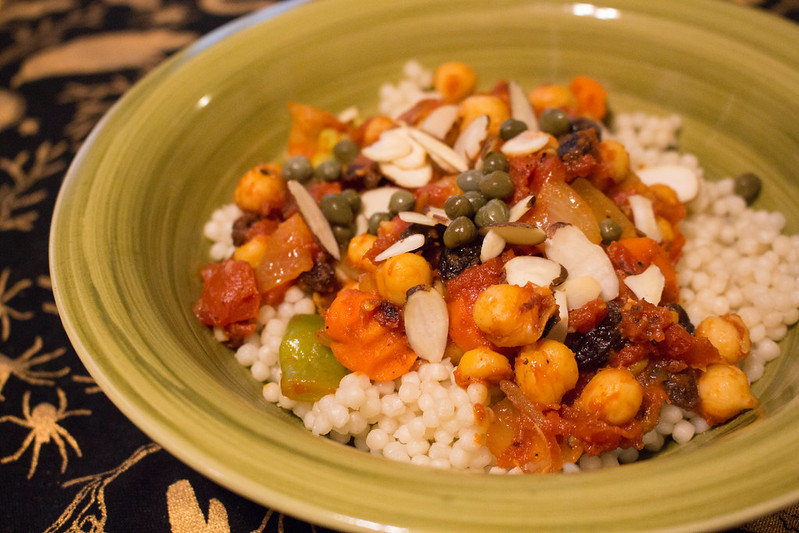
[71,374,102,395]
[0,387,90,478]
[36,274,59,315]
[167,479,231,533]
[0,267,33,340]
[0,336,69,401]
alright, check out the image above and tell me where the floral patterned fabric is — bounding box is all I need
[0,0,797,531]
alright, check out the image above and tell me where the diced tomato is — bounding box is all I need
[607,237,679,304]
[415,176,462,211]
[445,258,504,352]
[363,217,412,265]
[307,181,342,204]
[255,213,319,300]
[193,259,260,327]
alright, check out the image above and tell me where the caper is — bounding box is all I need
[340,188,362,213]
[463,190,488,212]
[474,198,510,228]
[333,139,360,164]
[734,172,762,205]
[499,118,528,141]
[538,108,571,137]
[444,195,475,219]
[315,159,342,182]
[281,155,313,182]
[332,223,355,246]
[599,218,622,243]
[320,193,354,225]
[482,151,509,173]
[443,216,478,248]
[389,190,416,214]
[479,170,514,199]
[367,212,392,234]
[456,169,485,192]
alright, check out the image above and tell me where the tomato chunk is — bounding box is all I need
[194,259,260,327]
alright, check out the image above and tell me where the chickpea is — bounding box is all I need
[697,363,758,425]
[598,140,630,183]
[575,368,643,425]
[528,84,577,116]
[347,233,378,272]
[454,346,514,387]
[472,283,558,347]
[458,95,511,137]
[232,235,268,269]
[695,314,751,364]
[375,253,432,305]
[433,61,478,103]
[514,340,579,408]
[233,163,286,215]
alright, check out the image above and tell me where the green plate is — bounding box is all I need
[50,0,799,530]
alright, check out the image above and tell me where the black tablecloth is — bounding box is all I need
[1,0,798,531]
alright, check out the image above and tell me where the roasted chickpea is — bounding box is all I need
[514,340,579,408]
[528,84,577,116]
[233,163,286,215]
[375,253,432,305]
[458,95,511,137]
[454,346,514,387]
[472,283,558,347]
[575,368,643,425]
[598,140,630,183]
[695,314,751,364]
[433,61,478,103]
[346,233,378,272]
[697,363,758,425]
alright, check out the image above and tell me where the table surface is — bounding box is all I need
[2,0,799,531]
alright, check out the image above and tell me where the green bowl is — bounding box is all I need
[50,0,799,530]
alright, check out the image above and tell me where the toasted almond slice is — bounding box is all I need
[362,128,412,162]
[418,104,459,139]
[479,222,546,245]
[624,264,665,305]
[636,164,699,202]
[504,256,566,288]
[508,80,538,131]
[453,114,489,161]
[374,233,425,262]
[360,186,403,218]
[398,211,439,226]
[500,130,551,157]
[404,287,449,363]
[543,224,619,301]
[480,229,506,262]
[380,162,433,188]
[628,194,663,242]
[406,127,469,173]
[560,275,602,310]
[287,180,340,260]
[337,105,360,123]
[546,290,569,342]
[423,206,451,226]
[393,134,428,169]
[509,194,536,222]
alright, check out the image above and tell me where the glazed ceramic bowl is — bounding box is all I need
[50,0,799,531]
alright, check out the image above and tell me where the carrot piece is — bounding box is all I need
[569,75,607,120]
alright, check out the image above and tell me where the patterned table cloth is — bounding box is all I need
[1,0,798,531]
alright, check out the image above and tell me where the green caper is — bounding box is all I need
[444,195,475,219]
[538,108,571,137]
[333,139,360,164]
[499,118,528,141]
[320,193,354,225]
[367,212,392,234]
[389,190,416,214]
[332,223,355,246]
[340,188,362,213]
[443,216,478,248]
[599,218,623,243]
[479,170,515,199]
[482,151,509,173]
[456,169,485,192]
[734,172,762,205]
[474,198,510,228]
[463,190,488,212]
[315,159,342,182]
[281,155,313,182]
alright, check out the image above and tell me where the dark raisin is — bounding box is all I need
[540,313,560,339]
[375,301,401,328]
[340,155,383,190]
[566,301,625,372]
[557,129,596,162]
[662,370,700,411]
[401,224,443,267]
[666,303,695,334]
[437,240,482,280]
[297,261,339,294]
[569,117,603,140]
[231,212,261,247]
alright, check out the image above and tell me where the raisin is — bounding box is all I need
[557,129,597,162]
[375,300,401,328]
[568,117,603,140]
[297,261,339,294]
[437,241,482,280]
[401,224,443,266]
[662,370,700,411]
[340,156,383,190]
[666,303,695,334]
[566,301,625,372]
[231,212,261,247]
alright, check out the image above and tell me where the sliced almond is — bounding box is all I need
[380,162,433,188]
[418,104,459,140]
[546,290,569,342]
[624,264,665,305]
[543,224,619,301]
[287,180,340,260]
[362,128,412,162]
[479,222,546,245]
[628,194,663,243]
[508,80,538,131]
[373,233,425,262]
[453,114,489,162]
[500,130,551,157]
[480,229,506,262]
[337,105,360,123]
[393,134,428,169]
[636,164,699,203]
[504,256,565,288]
[509,194,536,222]
[560,275,602,310]
[404,287,449,363]
[360,186,403,218]
[423,206,451,226]
[406,126,469,173]
[398,211,439,226]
